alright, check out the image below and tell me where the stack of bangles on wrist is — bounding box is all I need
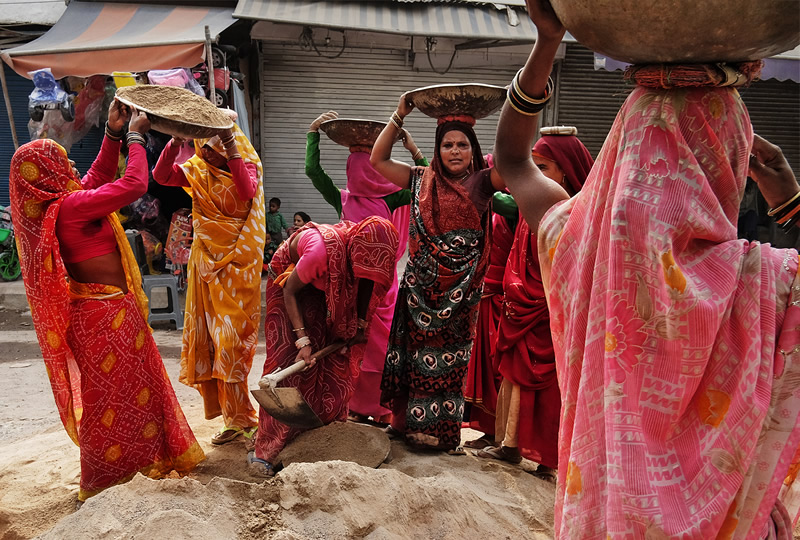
[507,70,554,116]
[105,122,124,141]
[126,131,146,147]
[390,111,404,130]
[412,149,423,161]
[768,191,800,231]
[295,335,311,350]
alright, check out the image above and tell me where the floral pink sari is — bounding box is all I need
[539,86,800,538]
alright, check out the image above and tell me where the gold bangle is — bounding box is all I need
[767,190,800,216]
[389,117,402,130]
[391,111,404,128]
[412,150,423,161]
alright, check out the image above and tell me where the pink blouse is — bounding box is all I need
[294,229,327,291]
[152,139,259,201]
[57,137,148,264]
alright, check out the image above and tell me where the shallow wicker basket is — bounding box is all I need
[550,0,800,64]
[319,118,390,148]
[405,83,506,120]
[115,85,233,139]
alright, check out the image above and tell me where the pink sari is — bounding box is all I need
[539,86,800,538]
[342,151,410,419]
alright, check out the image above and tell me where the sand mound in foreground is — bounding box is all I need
[40,458,554,540]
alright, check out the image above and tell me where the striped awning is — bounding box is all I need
[234,0,541,42]
[1,1,236,79]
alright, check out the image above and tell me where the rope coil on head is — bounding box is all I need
[437,114,476,126]
[624,61,763,88]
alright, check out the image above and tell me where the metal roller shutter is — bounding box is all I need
[259,44,519,225]
[555,44,631,159]
[739,78,800,177]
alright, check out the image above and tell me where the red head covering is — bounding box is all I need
[532,134,594,194]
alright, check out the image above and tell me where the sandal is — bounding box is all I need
[463,434,495,449]
[211,426,243,445]
[476,445,522,465]
[531,465,557,483]
[247,451,275,478]
[242,427,258,452]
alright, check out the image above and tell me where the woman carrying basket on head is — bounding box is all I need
[10,102,204,503]
[153,123,266,448]
[496,1,800,536]
[371,92,505,454]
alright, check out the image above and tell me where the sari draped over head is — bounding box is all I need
[493,135,594,466]
[381,165,491,450]
[539,86,800,538]
[532,134,594,195]
[10,139,203,500]
[178,124,266,401]
[343,150,410,419]
[256,217,397,461]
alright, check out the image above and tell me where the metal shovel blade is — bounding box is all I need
[251,387,324,430]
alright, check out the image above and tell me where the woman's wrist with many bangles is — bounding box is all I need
[389,110,404,130]
[410,148,423,161]
[105,121,124,141]
[768,189,800,230]
[507,70,554,116]
[295,335,311,350]
[126,131,146,146]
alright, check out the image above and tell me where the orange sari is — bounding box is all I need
[178,126,266,428]
[10,139,203,501]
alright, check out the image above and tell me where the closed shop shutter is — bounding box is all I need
[258,43,519,225]
[555,44,631,159]
[739,78,800,177]
[0,64,104,207]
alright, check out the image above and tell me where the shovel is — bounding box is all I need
[251,341,348,429]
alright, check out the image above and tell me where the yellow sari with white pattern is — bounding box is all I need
[178,125,266,428]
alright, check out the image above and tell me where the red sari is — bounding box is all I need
[495,219,559,467]
[255,218,397,462]
[10,139,204,501]
[463,212,515,435]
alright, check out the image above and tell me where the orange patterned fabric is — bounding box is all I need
[10,139,203,500]
[177,125,266,429]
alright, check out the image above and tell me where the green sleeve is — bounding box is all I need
[492,192,519,219]
[305,132,343,218]
[382,158,423,211]
[383,189,412,212]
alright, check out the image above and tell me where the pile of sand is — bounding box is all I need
[276,421,390,468]
[39,452,554,540]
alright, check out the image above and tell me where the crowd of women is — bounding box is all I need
[9,0,800,536]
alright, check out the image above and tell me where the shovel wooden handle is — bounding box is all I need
[260,341,348,388]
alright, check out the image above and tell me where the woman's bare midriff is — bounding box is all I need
[63,248,128,293]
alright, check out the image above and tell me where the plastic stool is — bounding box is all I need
[142,274,183,330]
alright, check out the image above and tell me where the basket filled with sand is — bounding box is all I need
[115,85,233,139]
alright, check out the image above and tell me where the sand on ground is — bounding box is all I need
[0,305,556,539]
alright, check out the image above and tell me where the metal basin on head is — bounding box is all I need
[550,0,800,64]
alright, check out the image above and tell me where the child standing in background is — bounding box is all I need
[266,197,290,240]
[262,231,279,270]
